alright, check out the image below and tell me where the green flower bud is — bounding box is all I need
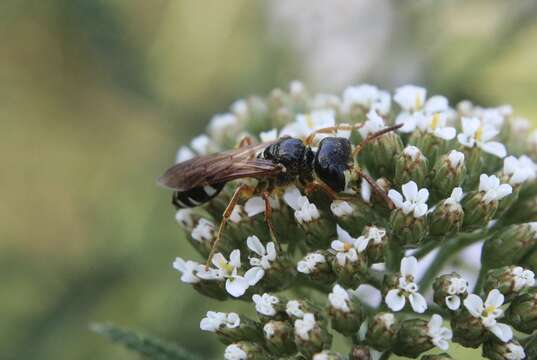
[482,339,526,360]
[505,288,537,334]
[392,318,435,358]
[394,145,429,188]
[433,273,469,311]
[482,223,537,268]
[360,225,388,263]
[431,150,466,201]
[484,266,536,301]
[349,345,373,360]
[193,279,229,301]
[429,187,464,237]
[366,312,399,351]
[389,208,428,247]
[409,128,450,165]
[421,354,453,360]
[330,199,374,235]
[294,313,333,358]
[313,350,345,360]
[327,284,364,336]
[451,309,488,348]
[224,341,267,360]
[360,126,404,179]
[286,299,325,323]
[263,320,296,356]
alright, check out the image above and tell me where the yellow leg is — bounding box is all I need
[304,123,362,145]
[356,169,394,209]
[262,191,281,250]
[352,124,402,158]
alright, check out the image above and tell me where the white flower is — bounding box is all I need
[331,225,365,266]
[388,181,429,218]
[190,134,217,155]
[511,266,535,291]
[175,209,195,229]
[229,205,245,223]
[252,293,279,316]
[505,342,526,360]
[342,84,391,115]
[286,300,305,318]
[312,93,341,110]
[457,117,507,158]
[297,253,326,274]
[417,112,457,140]
[200,311,240,332]
[295,313,316,340]
[175,146,195,163]
[358,109,387,138]
[351,284,383,308]
[447,150,465,168]
[445,276,469,310]
[208,113,239,141]
[172,257,201,284]
[394,85,427,113]
[283,185,320,223]
[294,109,336,139]
[191,219,215,243]
[330,200,354,217]
[230,99,248,118]
[503,156,537,185]
[444,187,464,206]
[197,250,260,297]
[263,322,276,339]
[479,174,513,204]
[259,128,278,142]
[328,284,351,312]
[464,289,513,342]
[385,256,428,313]
[427,314,452,351]
[224,344,247,360]
[246,235,277,282]
[355,226,387,250]
[244,195,280,217]
[289,80,305,96]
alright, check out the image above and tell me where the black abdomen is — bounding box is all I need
[172,183,225,209]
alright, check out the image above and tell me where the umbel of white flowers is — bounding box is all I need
[166,82,537,360]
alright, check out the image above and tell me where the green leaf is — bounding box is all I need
[90,322,202,360]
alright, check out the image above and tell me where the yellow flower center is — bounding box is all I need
[220,261,234,274]
[475,126,484,142]
[483,305,497,317]
[306,114,314,128]
[415,94,423,110]
[431,113,440,129]
[343,243,353,251]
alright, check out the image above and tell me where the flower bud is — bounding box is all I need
[200,312,261,345]
[366,312,398,351]
[505,288,537,334]
[392,318,435,357]
[294,313,333,358]
[327,284,364,336]
[360,225,388,263]
[482,223,537,268]
[389,209,428,247]
[409,130,450,165]
[394,145,429,188]
[297,251,336,285]
[482,339,526,360]
[224,341,267,360]
[193,279,229,301]
[286,299,324,322]
[429,187,464,237]
[431,150,466,201]
[349,345,373,360]
[421,354,452,360]
[252,293,286,321]
[433,273,469,311]
[450,310,488,348]
[484,266,536,301]
[330,200,374,235]
[263,320,296,356]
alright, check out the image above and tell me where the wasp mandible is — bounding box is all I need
[158,123,402,265]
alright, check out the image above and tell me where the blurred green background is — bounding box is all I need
[1,0,537,359]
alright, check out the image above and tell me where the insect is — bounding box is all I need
[158,124,402,264]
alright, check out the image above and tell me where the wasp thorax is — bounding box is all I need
[314,137,353,192]
[261,137,315,185]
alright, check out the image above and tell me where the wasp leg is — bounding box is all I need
[352,124,403,158]
[304,124,362,145]
[304,180,343,201]
[262,191,281,250]
[356,169,395,209]
[237,135,254,148]
[206,184,253,267]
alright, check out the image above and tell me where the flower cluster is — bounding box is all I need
[170,82,537,359]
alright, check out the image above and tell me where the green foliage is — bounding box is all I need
[91,323,202,360]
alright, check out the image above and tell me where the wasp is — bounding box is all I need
[158,124,402,264]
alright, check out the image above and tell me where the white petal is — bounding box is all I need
[414,203,428,218]
[246,235,265,256]
[244,197,265,217]
[385,289,406,311]
[481,141,507,158]
[265,242,277,260]
[336,224,354,244]
[229,250,241,268]
[461,117,480,135]
[435,127,457,140]
[226,277,249,297]
[212,253,226,269]
[409,293,428,313]
[488,323,513,343]
[416,188,430,204]
[355,237,369,252]
[485,289,504,308]
[388,190,404,208]
[244,267,264,286]
[402,181,418,201]
[331,240,346,252]
[361,178,372,203]
[445,295,461,311]
[283,185,302,210]
[464,294,484,317]
[401,256,418,277]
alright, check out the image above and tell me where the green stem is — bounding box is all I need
[473,265,488,295]
[385,238,404,273]
[379,351,392,360]
[414,240,440,259]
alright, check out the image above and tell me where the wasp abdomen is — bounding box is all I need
[172,183,225,209]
